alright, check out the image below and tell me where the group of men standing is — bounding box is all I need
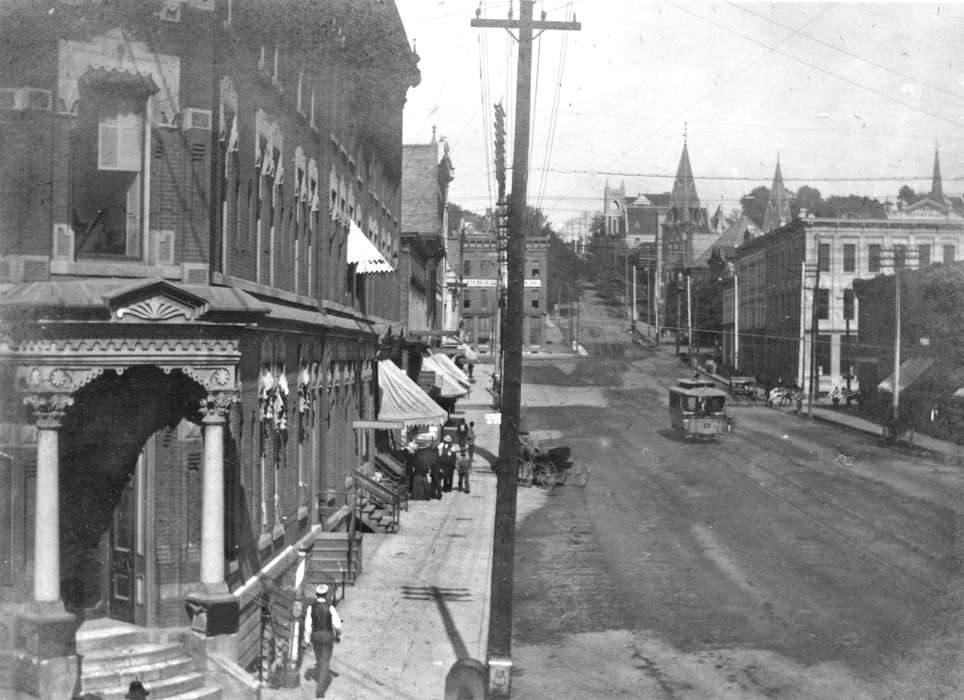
[407,418,476,499]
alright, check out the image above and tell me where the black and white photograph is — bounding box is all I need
[2,1,964,698]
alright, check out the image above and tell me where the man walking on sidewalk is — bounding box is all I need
[457,447,471,493]
[466,421,477,465]
[439,435,458,493]
[303,584,343,698]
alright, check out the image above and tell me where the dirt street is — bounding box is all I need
[510,351,964,699]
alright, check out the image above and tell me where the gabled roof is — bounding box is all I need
[626,207,660,237]
[641,193,672,208]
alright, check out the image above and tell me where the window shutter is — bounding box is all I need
[99,107,142,171]
[152,229,176,265]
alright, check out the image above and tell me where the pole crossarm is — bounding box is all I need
[471,19,581,31]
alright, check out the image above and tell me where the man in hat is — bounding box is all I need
[303,583,343,698]
[438,435,458,493]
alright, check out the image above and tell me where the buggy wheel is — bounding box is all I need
[537,462,559,489]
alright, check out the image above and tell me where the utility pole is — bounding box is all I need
[808,240,821,417]
[892,269,901,430]
[733,274,740,372]
[631,264,637,339]
[493,102,508,406]
[686,274,693,355]
[675,273,682,355]
[472,4,579,696]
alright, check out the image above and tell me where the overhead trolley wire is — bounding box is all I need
[669,1,961,129]
[729,2,964,107]
[555,3,837,205]
[536,0,572,212]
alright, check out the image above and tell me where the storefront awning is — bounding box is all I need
[877,357,934,393]
[348,221,393,274]
[377,359,447,427]
[422,353,468,397]
[431,351,471,386]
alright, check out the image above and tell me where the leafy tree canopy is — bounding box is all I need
[740,186,770,227]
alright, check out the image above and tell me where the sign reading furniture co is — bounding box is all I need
[464,279,541,288]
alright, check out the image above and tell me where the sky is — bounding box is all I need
[393,1,964,230]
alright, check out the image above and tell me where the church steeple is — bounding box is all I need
[931,146,944,203]
[762,156,791,233]
[670,124,700,223]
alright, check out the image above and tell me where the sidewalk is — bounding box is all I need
[262,368,501,699]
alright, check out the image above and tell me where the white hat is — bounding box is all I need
[315,584,329,596]
[443,435,452,442]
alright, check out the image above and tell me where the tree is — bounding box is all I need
[824,195,886,219]
[794,185,823,218]
[898,185,919,206]
[740,186,770,227]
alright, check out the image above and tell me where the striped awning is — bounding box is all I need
[347,221,393,274]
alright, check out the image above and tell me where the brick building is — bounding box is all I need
[726,216,964,395]
[0,1,419,696]
[400,134,453,333]
[460,219,548,355]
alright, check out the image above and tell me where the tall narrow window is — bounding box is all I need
[72,90,147,259]
[918,244,931,267]
[817,243,830,272]
[842,243,855,272]
[816,288,829,320]
[893,244,907,270]
[943,244,955,263]
[868,244,881,272]
[843,289,854,321]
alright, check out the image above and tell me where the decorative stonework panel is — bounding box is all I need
[58,30,181,124]
[114,297,196,322]
[8,334,242,394]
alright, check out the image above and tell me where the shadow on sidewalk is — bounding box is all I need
[474,446,498,468]
[401,585,473,660]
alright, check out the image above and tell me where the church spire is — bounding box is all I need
[670,128,700,223]
[931,146,944,203]
[762,156,791,233]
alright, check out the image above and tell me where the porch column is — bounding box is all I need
[16,395,78,700]
[199,392,235,591]
[23,394,74,606]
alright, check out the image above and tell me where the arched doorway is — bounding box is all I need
[58,366,205,624]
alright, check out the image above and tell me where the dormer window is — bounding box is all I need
[71,71,156,260]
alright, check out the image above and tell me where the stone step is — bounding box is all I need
[82,641,183,674]
[76,623,151,655]
[171,687,223,700]
[82,656,195,693]
[87,670,207,700]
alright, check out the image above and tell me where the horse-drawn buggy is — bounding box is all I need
[519,433,573,488]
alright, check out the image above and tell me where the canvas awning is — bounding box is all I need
[421,353,467,397]
[877,357,934,393]
[431,351,471,386]
[377,359,447,427]
[347,221,393,274]
[423,352,470,395]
